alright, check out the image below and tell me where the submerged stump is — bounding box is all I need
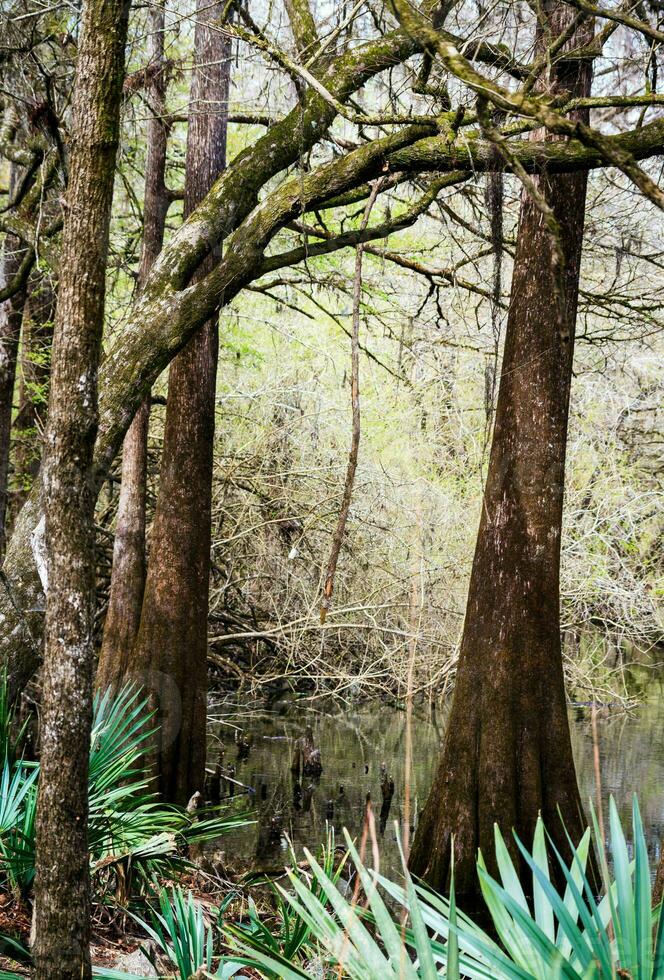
[291,725,323,778]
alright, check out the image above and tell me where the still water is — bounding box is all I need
[208,665,664,880]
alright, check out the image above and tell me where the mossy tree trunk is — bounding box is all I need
[96,0,169,693]
[130,0,231,804]
[32,0,129,975]
[409,6,595,906]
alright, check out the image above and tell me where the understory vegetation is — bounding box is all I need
[1,688,663,978]
[0,683,250,904]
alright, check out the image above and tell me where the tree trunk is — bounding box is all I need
[96,397,149,691]
[130,0,231,805]
[33,0,129,975]
[0,205,28,556]
[96,0,168,692]
[409,7,594,906]
[12,272,56,517]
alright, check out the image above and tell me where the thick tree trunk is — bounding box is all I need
[12,272,56,516]
[130,0,231,805]
[0,213,28,556]
[33,0,129,976]
[96,1,168,692]
[409,8,594,905]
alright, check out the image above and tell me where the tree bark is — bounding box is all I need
[0,198,28,556]
[96,0,168,693]
[409,7,595,906]
[33,0,129,976]
[130,0,231,805]
[96,397,149,691]
[12,271,56,517]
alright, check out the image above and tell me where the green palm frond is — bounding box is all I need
[225,827,346,967]
[89,685,155,793]
[0,684,253,900]
[0,761,38,893]
[0,671,28,766]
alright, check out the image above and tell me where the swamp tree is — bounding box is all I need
[408,1,597,903]
[131,0,232,804]
[97,0,169,694]
[0,0,661,878]
[32,0,129,974]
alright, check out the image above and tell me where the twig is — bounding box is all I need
[320,178,384,623]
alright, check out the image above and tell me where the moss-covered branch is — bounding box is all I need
[392,0,664,209]
[562,0,664,45]
[88,112,664,484]
[136,0,527,302]
[283,0,319,60]
[258,173,467,274]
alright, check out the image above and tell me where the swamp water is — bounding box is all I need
[208,663,664,880]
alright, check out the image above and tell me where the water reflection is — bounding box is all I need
[208,664,664,879]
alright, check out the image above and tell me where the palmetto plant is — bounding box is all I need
[226,796,664,978]
[0,685,251,897]
[0,759,37,894]
[129,884,249,980]
[129,836,345,979]
[127,836,343,980]
[0,672,28,766]
[0,670,37,894]
[88,684,176,871]
[0,686,252,978]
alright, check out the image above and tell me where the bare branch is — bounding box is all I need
[320,178,383,623]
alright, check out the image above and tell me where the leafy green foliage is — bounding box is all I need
[0,930,31,967]
[225,798,664,978]
[130,884,250,979]
[127,836,345,979]
[0,685,252,898]
[0,672,37,894]
[0,686,252,977]
[0,759,37,894]
[0,672,28,766]
[137,884,215,978]
[2,784,660,978]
